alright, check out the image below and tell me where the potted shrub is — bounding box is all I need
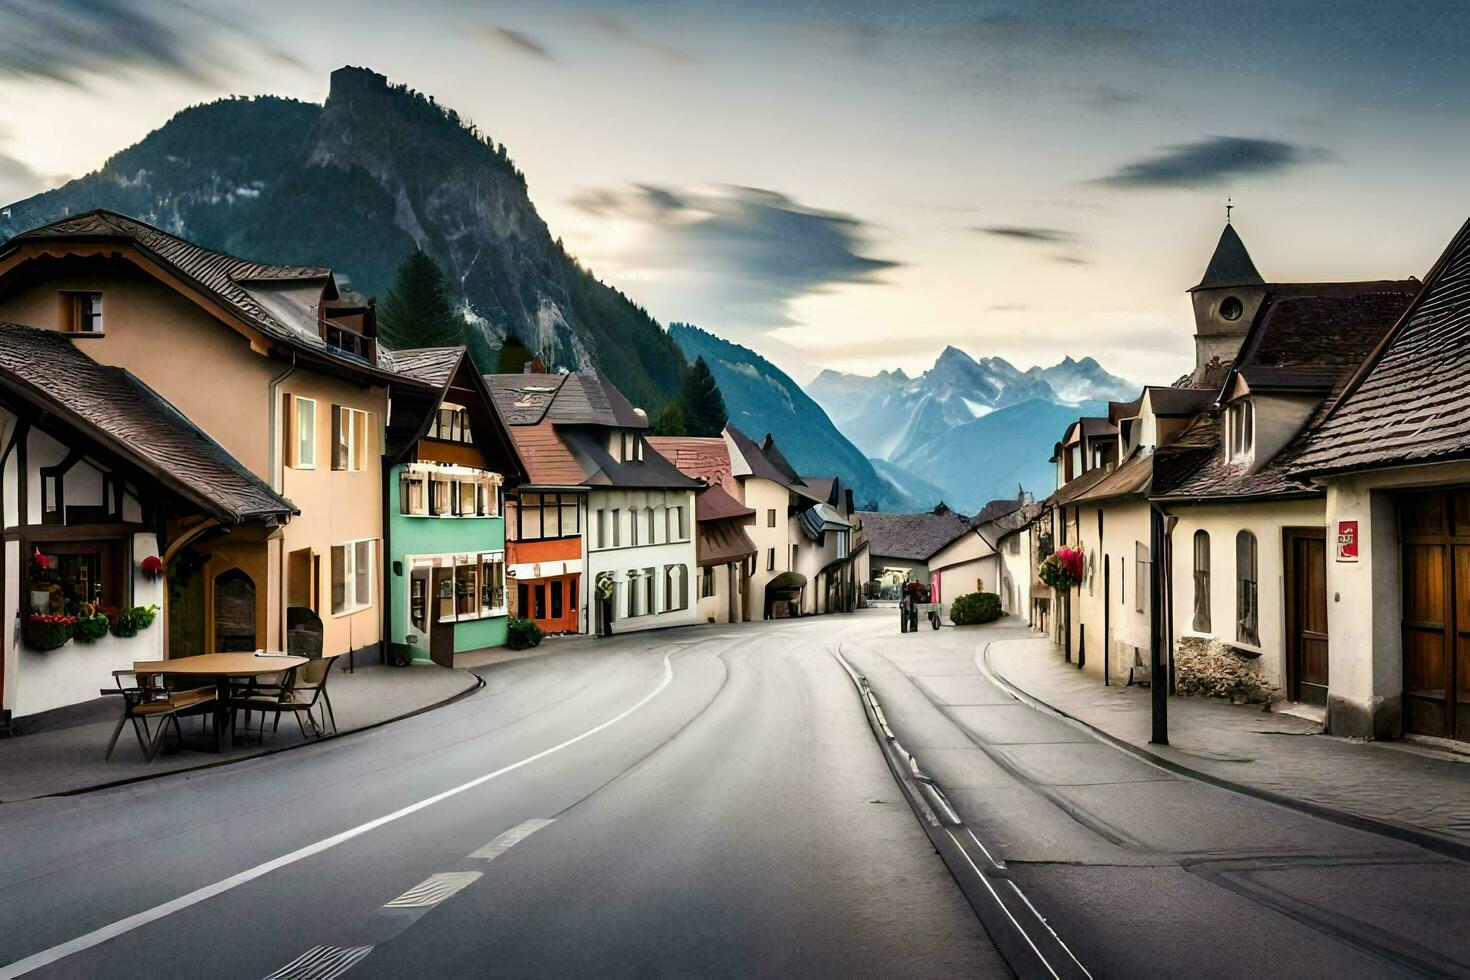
[506,617,544,651]
[27,613,76,651]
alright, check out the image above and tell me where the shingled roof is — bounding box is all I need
[857,505,973,562]
[3,210,415,386]
[0,324,294,523]
[1223,283,1419,394]
[646,435,734,494]
[1294,219,1470,477]
[484,372,648,429]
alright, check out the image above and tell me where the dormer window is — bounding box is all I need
[621,432,643,463]
[62,292,104,334]
[1227,400,1254,462]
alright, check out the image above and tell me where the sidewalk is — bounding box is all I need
[986,634,1470,856]
[0,661,480,803]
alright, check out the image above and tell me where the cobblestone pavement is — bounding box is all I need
[986,627,1470,851]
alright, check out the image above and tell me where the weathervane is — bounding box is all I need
[1226,197,1234,224]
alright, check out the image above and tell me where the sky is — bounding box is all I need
[1,0,1469,386]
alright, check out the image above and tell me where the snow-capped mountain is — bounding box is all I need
[808,346,1137,509]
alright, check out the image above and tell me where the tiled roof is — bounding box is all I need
[1146,387,1217,417]
[1294,220,1470,477]
[504,420,587,487]
[1149,411,1312,501]
[857,505,974,562]
[978,501,1043,543]
[0,324,294,523]
[4,210,413,384]
[1043,465,1113,507]
[646,436,734,493]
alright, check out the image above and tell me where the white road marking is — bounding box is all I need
[470,818,555,860]
[264,944,374,980]
[0,655,678,980]
[382,871,482,909]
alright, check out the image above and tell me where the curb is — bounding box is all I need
[980,640,1470,866]
[22,668,486,803]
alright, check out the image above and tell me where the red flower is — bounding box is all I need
[30,614,76,626]
[31,548,50,571]
[1055,546,1084,582]
[140,555,163,577]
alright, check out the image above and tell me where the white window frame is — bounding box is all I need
[1227,399,1254,463]
[294,396,317,469]
[332,538,375,616]
[335,406,373,472]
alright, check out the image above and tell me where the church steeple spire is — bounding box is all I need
[1190,222,1263,292]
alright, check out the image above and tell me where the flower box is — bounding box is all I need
[27,614,76,651]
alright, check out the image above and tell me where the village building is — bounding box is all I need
[990,502,1043,617]
[487,372,700,636]
[924,493,1030,604]
[856,504,973,600]
[647,435,757,624]
[1150,281,1417,709]
[0,325,294,728]
[0,210,423,664]
[1292,217,1470,742]
[380,347,524,666]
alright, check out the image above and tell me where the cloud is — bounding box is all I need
[987,303,1028,312]
[1053,255,1091,265]
[977,226,1077,244]
[477,25,555,62]
[569,183,899,327]
[585,13,690,65]
[0,0,303,87]
[1094,136,1325,189]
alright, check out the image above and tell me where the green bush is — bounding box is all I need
[950,592,1002,626]
[506,617,544,651]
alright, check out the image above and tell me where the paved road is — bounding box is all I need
[1,610,1467,978]
[842,615,1470,978]
[0,615,1002,979]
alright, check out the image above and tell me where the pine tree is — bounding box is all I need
[651,400,686,436]
[679,356,728,437]
[378,248,464,350]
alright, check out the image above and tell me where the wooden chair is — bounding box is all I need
[229,655,338,741]
[103,670,216,761]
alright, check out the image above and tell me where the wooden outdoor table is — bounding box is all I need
[133,653,308,751]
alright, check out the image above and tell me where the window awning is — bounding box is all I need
[697,519,757,568]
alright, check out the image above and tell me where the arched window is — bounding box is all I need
[1193,530,1211,632]
[1236,531,1258,645]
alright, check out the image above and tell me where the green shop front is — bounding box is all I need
[381,350,525,667]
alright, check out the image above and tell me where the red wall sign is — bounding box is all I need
[1336,520,1359,562]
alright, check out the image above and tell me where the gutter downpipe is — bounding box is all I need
[268,355,297,652]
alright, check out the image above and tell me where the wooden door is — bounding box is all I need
[429,567,455,668]
[1286,529,1329,705]
[1400,489,1470,740]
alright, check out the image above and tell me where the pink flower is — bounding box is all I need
[31,548,50,571]
[1055,546,1084,582]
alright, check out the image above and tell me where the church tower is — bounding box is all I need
[1187,222,1265,388]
